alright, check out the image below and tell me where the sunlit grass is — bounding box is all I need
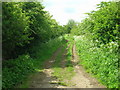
[52,35,75,86]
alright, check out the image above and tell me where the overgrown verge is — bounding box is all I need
[2,36,65,88]
[75,35,118,88]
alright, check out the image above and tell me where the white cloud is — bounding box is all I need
[42,0,112,25]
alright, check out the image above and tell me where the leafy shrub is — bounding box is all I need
[2,2,31,59]
[2,55,34,88]
[75,36,118,88]
[90,1,119,44]
[2,2,66,60]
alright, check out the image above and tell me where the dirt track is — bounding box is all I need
[69,44,105,88]
[26,44,105,88]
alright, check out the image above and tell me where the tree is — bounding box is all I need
[90,1,119,44]
[2,2,67,59]
[65,19,77,33]
[2,2,31,59]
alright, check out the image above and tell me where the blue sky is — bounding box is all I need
[42,0,112,25]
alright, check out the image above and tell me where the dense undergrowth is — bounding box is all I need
[2,36,65,88]
[75,35,118,88]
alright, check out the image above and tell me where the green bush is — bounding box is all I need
[2,55,34,88]
[2,2,66,60]
[75,36,118,88]
[2,2,32,59]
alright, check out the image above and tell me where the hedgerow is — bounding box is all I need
[2,2,67,60]
[71,1,119,88]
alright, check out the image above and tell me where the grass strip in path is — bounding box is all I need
[52,44,75,87]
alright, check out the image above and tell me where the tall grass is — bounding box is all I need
[75,35,118,88]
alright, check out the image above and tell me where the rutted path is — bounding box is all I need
[25,44,106,88]
[28,46,64,88]
[69,44,105,88]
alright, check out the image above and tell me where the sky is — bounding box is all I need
[42,0,112,25]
